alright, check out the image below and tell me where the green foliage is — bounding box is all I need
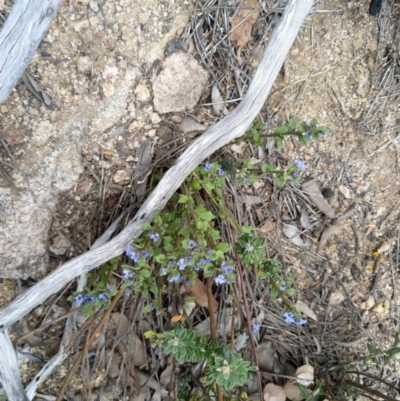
[234,233,266,266]
[147,325,256,391]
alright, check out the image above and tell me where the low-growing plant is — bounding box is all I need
[68,117,329,398]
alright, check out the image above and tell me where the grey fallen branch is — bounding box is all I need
[0,0,62,104]
[0,0,315,399]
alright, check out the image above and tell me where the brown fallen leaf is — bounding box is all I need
[302,179,336,219]
[296,300,318,321]
[184,277,219,312]
[230,0,260,48]
[257,219,275,233]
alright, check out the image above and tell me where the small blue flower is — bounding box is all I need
[215,274,229,285]
[294,160,307,172]
[218,167,225,176]
[296,318,308,326]
[301,121,307,125]
[107,285,115,291]
[205,162,212,172]
[194,265,200,271]
[125,245,140,262]
[307,132,313,139]
[160,267,168,276]
[199,258,210,265]
[271,260,279,267]
[123,269,133,279]
[207,249,212,255]
[127,279,133,285]
[148,305,155,312]
[148,232,160,242]
[292,171,299,178]
[279,285,287,291]
[90,296,98,303]
[310,124,317,129]
[283,312,296,324]
[178,258,186,270]
[169,275,182,283]
[83,294,90,302]
[185,257,192,263]
[98,293,108,301]
[141,250,149,258]
[168,261,175,267]
[125,289,131,297]
[252,323,261,333]
[319,131,326,137]
[188,240,198,248]
[74,294,84,304]
[221,261,233,274]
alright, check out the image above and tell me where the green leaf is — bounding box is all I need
[155,254,166,263]
[216,242,230,252]
[144,330,157,339]
[178,195,188,204]
[276,137,283,149]
[191,180,202,190]
[288,116,297,129]
[275,124,289,134]
[261,164,276,173]
[198,211,215,221]
[276,175,285,187]
[310,118,318,126]
[241,225,253,233]
[210,229,222,239]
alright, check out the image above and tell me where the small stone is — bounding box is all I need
[89,0,99,12]
[50,234,71,256]
[77,56,92,73]
[171,115,182,123]
[134,83,151,102]
[339,185,352,199]
[112,169,131,184]
[360,296,375,310]
[372,300,390,314]
[101,83,115,97]
[178,116,206,132]
[150,113,161,124]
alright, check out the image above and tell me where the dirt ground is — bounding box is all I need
[1,0,400,399]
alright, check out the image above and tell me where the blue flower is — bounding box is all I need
[107,285,115,291]
[127,279,133,285]
[168,261,175,267]
[98,293,108,301]
[74,294,84,304]
[292,171,299,178]
[90,296,98,303]
[188,240,198,248]
[310,124,317,129]
[141,250,149,258]
[123,269,133,279]
[185,257,192,263]
[125,289,131,297]
[194,265,200,271]
[205,162,212,172]
[283,312,296,324]
[199,258,210,265]
[125,245,140,262]
[252,323,261,333]
[218,167,225,176]
[148,232,160,242]
[279,285,287,291]
[294,160,307,172]
[296,318,308,326]
[307,132,313,139]
[83,294,90,302]
[169,275,182,283]
[221,261,233,274]
[301,121,307,125]
[178,258,186,270]
[271,260,279,267]
[207,249,212,255]
[319,131,326,137]
[160,267,168,276]
[215,274,229,285]
[148,305,155,312]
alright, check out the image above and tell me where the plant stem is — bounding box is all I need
[235,252,264,401]
[343,380,398,401]
[206,276,223,401]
